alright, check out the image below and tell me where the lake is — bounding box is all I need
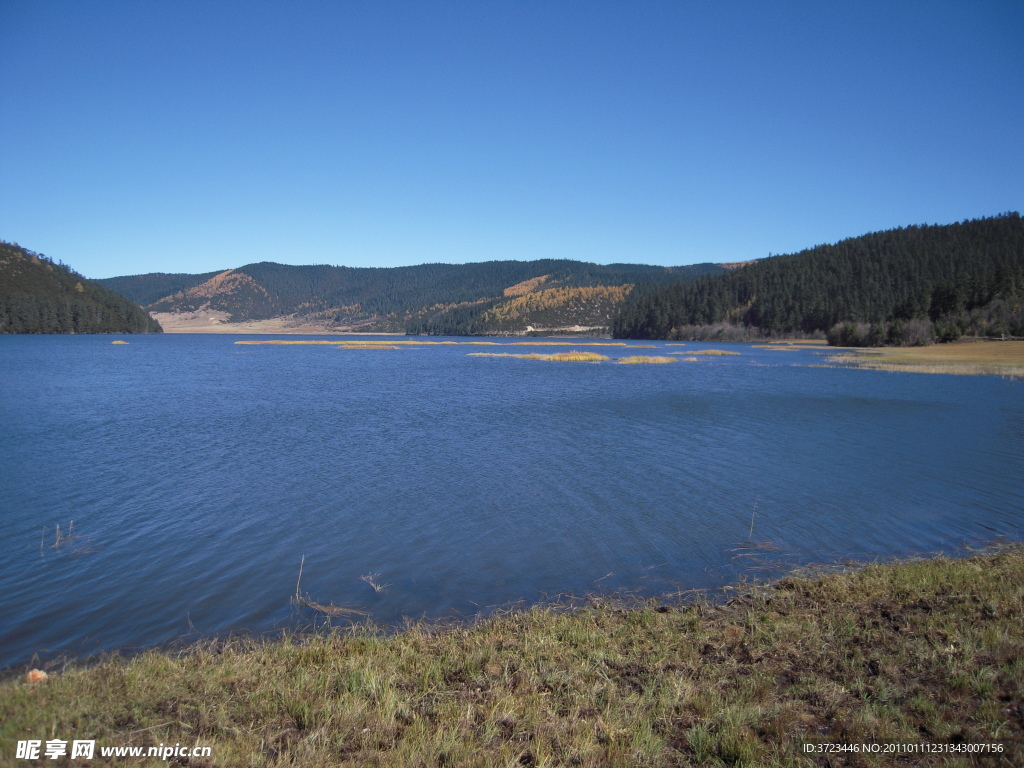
[1,335,1022,670]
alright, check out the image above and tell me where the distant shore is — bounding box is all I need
[3,547,1021,766]
[154,319,1024,378]
[149,311,401,335]
[826,339,1024,377]
[150,311,608,337]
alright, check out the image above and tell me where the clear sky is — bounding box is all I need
[1,1,1022,279]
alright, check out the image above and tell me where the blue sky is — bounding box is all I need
[1,1,1021,279]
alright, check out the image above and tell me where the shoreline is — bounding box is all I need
[3,546,1021,766]
[825,339,1024,378]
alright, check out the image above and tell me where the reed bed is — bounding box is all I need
[617,356,677,364]
[828,341,1024,378]
[235,340,440,346]
[508,341,627,347]
[3,548,1021,767]
[469,351,610,362]
[690,349,741,356]
[828,357,1024,378]
[334,344,402,350]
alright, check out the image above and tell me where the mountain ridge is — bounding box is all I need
[101,259,724,335]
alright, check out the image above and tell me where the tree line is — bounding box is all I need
[0,241,162,334]
[612,213,1024,344]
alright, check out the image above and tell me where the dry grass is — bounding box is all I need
[690,349,741,356]
[360,574,391,594]
[235,340,437,346]
[540,351,610,362]
[469,351,610,363]
[2,548,1021,767]
[334,345,402,350]
[508,341,628,347]
[111,340,129,345]
[617,356,677,365]
[829,340,1024,377]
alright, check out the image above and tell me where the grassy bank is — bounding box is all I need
[827,340,1024,377]
[2,549,1022,767]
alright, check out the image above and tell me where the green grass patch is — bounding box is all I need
[3,549,1022,766]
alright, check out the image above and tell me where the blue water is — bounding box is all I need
[1,335,1022,669]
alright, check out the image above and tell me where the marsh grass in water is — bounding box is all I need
[334,344,402,350]
[690,349,741,356]
[617,356,677,364]
[3,549,1022,767]
[236,340,436,346]
[508,342,628,347]
[828,341,1024,378]
[469,351,610,363]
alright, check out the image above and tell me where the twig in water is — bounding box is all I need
[298,599,369,617]
[53,520,81,549]
[295,554,305,599]
[360,573,390,594]
[749,497,759,539]
[292,556,370,617]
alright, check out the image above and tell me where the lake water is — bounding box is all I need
[1,335,1022,669]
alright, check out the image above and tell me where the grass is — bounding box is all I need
[469,351,610,362]
[3,548,1022,767]
[508,342,628,347]
[360,574,391,594]
[690,349,741,356]
[235,340,435,346]
[335,344,402,350]
[617,356,677,365]
[827,340,1024,378]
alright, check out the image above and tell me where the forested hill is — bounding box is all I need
[0,241,162,334]
[612,214,1024,344]
[102,260,723,335]
[99,270,225,308]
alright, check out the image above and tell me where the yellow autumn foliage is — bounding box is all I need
[483,285,633,324]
